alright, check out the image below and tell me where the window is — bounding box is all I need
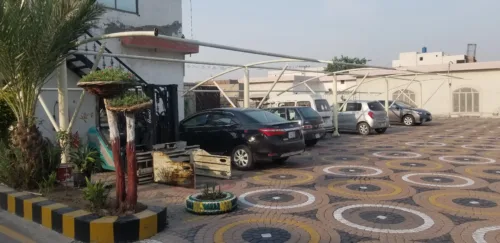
[368,102,385,111]
[287,109,299,120]
[297,107,321,119]
[346,103,362,111]
[297,101,311,107]
[392,90,417,107]
[182,114,208,127]
[269,109,287,119]
[207,113,238,126]
[419,57,424,61]
[314,99,331,112]
[453,88,479,113]
[244,110,287,123]
[279,102,295,107]
[97,0,138,13]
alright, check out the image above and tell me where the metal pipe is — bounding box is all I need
[72,51,328,74]
[389,76,417,108]
[257,65,288,108]
[303,83,316,94]
[385,78,389,115]
[332,74,340,137]
[243,68,250,108]
[38,95,60,132]
[212,81,236,107]
[419,82,423,108]
[339,73,369,111]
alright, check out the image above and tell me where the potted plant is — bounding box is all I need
[105,91,153,113]
[185,182,238,215]
[77,67,137,98]
[70,145,102,188]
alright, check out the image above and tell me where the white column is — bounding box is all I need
[332,74,340,137]
[243,68,250,108]
[385,78,389,115]
[58,62,69,164]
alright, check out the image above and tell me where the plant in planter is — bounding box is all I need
[77,68,137,98]
[69,146,101,188]
[185,182,238,215]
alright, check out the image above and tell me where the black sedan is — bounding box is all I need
[264,106,326,146]
[179,108,306,170]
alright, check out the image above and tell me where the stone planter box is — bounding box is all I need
[185,192,237,215]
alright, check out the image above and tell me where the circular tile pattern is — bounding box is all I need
[372,151,423,159]
[413,190,500,219]
[316,179,416,200]
[438,155,496,165]
[418,147,472,155]
[462,144,500,151]
[248,170,316,186]
[377,159,453,172]
[241,227,291,243]
[320,154,369,163]
[317,202,452,241]
[405,141,446,147]
[238,188,329,213]
[455,165,500,180]
[391,172,488,189]
[478,136,500,141]
[318,165,392,177]
[450,221,500,243]
[194,215,341,243]
[429,134,464,139]
[487,181,500,194]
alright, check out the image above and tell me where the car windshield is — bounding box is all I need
[297,107,321,119]
[244,110,288,123]
[368,102,385,111]
[314,99,331,112]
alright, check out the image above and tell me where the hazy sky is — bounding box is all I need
[182,0,500,83]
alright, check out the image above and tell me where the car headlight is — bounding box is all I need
[416,111,423,115]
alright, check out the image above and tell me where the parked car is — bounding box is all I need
[378,100,432,126]
[335,100,389,135]
[264,106,326,146]
[263,94,334,133]
[178,108,305,170]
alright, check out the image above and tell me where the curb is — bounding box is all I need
[0,185,166,243]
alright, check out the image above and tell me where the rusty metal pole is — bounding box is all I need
[125,112,137,208]
[106,108,126,207]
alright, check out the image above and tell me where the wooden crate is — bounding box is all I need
[192,150,231,179]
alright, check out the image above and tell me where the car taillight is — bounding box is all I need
[368,111,374,119]
[302,125,313,130]
[259,128,286,136]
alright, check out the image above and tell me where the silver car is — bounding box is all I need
[378,100,433,126]
[336,100,390,135]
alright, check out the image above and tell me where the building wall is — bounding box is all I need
[393,51,466,67]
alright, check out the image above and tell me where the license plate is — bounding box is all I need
[380,122,386,127]
[315,134,321,138]
[288,132,296,139]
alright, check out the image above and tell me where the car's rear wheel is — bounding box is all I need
[403,115,415,126]
[375,128,387,134]
[273,157,288,164]
[232,145,254,170]
[305,139,318,147]
[357,122,370,135]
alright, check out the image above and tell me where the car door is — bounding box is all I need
[345,102,361,131]
[205,112,240,154]
[179,113,209,147]
[337,103,346,131]
[388,103,402,123]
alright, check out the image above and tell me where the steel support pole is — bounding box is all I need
[339,73,369,111]
[58,61,69,164]
[419,81,423,108]
[213,81,236,107]
[303,83,316,94]
[38,95,60,132]
[243,68,250,108]
[257,65,288,108]
[385,78,389,115]
[332,74,340,137]
[390,76,417,108]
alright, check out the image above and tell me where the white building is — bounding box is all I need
[36,0,197,140]
[247,50,500,118]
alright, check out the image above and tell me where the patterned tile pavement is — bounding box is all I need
[136,118,500,243]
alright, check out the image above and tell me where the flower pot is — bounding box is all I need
[73,172,88,188]
[185,192,237,215]
[105,100,153,113]
[77,81,136,98]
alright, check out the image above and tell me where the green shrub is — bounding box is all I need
[83,178,110,212]
[0,100,14,142]
[37,172,57,195]
[80,68,136,82]
[108,91,150,107]
[70,145,101,175]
